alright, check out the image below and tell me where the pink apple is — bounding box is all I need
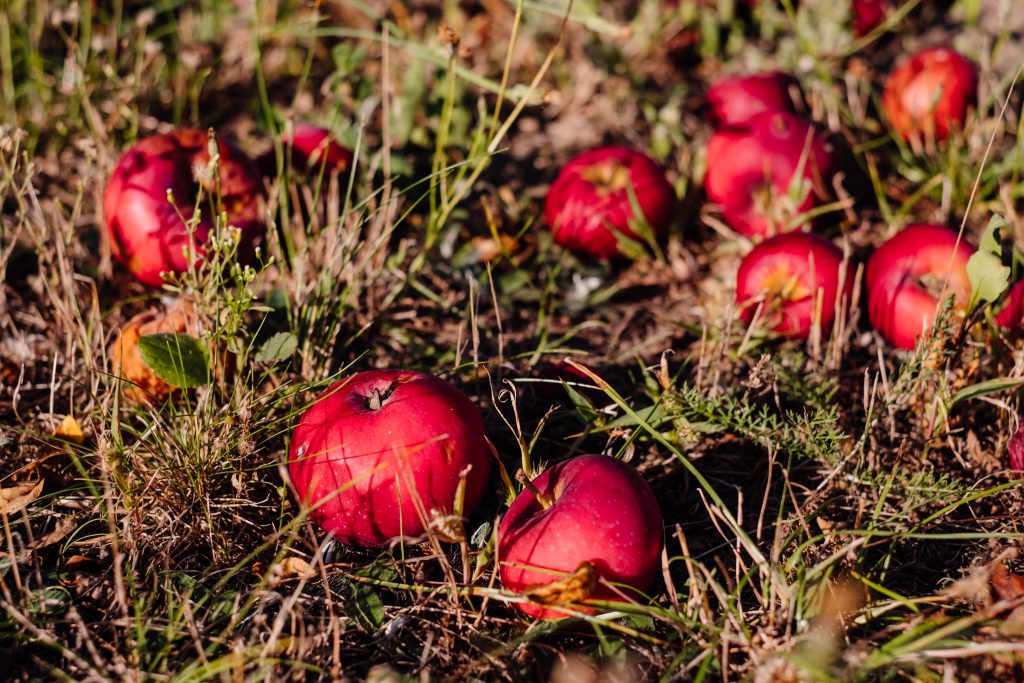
[545,147,675,260]
[882,47,978,146]
[1009,423,1024,472]
[866,224,975,350]
[288,369,492,547]
[704,111,836,237]
[104,129,265,287]
[736,232,850,339]
[705,71,802,129]
[497,455,663,619]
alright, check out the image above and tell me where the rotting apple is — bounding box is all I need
[882,47,978,147]
[852,0,888,36]
[703,111,836,238]
[705,71,802,129]
[497,454,663,619]
[288,369,492,547]
[104,129,265,287]
[545,146,675,260]
[109,298,201,404]
[735,232,850,339]
[285,124,354,175]
[866,224,975,350]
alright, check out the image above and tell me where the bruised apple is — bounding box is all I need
[288,369,492,547]
[104,129,265,286]
[497,455,663,619]
[705,71,802,129]
[704,111,836,237]
[736,232,850,339]
[866,224,975,350]
[882,47,978,147]
[545,147,675,259]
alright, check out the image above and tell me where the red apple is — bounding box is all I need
[736,232,850,339]
[1009,423,1024,472]
[704,111,836,238]
[881,47,978,146]
[288,369,492,547]
[705,71,802,129]
[497,455,663,619]
[104,129,265,287]
[866,224,975,350]
[995,280,1024,330]
[286,124,354,174]
[852,0,887,36]
[545,147,675,260]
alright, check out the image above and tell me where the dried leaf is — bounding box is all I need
[0,479,43,516]
[52,415,84,445]
[524,561,598,606]
[277,556,315,579]
[991,564,1024,602]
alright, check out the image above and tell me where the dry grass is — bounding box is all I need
[4,0,1024,680]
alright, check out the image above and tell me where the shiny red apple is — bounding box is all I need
[545,147,675,259]
[288,369,492,547]
[736,232,850,339]
[995,280,1024,330]
[882,47,978,146]
[104,129,265,287]
[704,111,836,238]
[286,124,354,174]
[866,224,975,350]
[705,71,802,129]
[497,454,663,619]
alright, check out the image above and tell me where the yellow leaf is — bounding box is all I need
[52,415,84,445]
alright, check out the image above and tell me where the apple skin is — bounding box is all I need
[705,71,802,129]
[1009,424,1024,472]
[882,47,978,145]
[995,280,1024,330]
[852,0,887,36]
[104,129,264,287]
[288,369,492,547]
[736,232,849,339]
[545,147,675,260]
[286,124,353,174]
[703,111,836,238]
[866,224,975,350]
[497,455,663,619]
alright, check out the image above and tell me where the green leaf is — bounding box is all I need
[967,215,1011,309]
[137,334,211,388]
[255,332,297,363]
[950,376,1024,407]
[343,565,395,633]
[563,381,599,424]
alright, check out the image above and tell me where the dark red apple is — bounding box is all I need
[705,71,802,129]
[736,232,850,339]
[866,224,975,350]
[286,124,354,174]
[882,47,978,146]
[1009,423,1024,472]
[545,147,675,260]
[852,0,888,36]
[497,455,663,619]
[288,369,492,547]
[104,129,265,287]
[703,111,836,238]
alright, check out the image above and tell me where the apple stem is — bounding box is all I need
[515,469,552,510]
